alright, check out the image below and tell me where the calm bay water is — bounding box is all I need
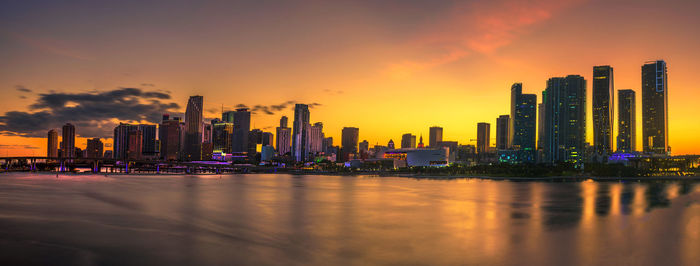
[0,173,699,266]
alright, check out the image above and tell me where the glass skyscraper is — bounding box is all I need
[184,95,203,161]
[510,83,537,162]
[592,65,614,155]
[642,60,669,154]
[292,104,310,162]
[617,89,636,152]
[543,75,586,164]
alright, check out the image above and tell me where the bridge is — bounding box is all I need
[0,156,269,174]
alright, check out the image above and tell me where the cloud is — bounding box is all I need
[16,85,32,93]
[141,83,155,87]
[385,0,585,78]
[232,101,322,115]
[0,87,180,138]
[0,144,39,150]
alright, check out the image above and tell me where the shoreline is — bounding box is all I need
[2,170,699,182]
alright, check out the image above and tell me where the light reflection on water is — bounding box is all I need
[0,173,699,265]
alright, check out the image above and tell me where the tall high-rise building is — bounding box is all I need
[47,129,58,158]
[248,129,263,156]
[261,132,274,147]
[476,123,490,154]
[184,95,203,161]
[139,124,158,157]
[496,115,510,150]
[114,123,139,160]
[388,139,395,149]
[617,89,636,152]
[127,129,143,160]
[593,65,614,155]
[232,108,251,153]
[212,122,234,153]
[341,127,359,161]
[537,102,545,150]
[401,133,416,149]
[159,117,183,161]
[86,138,104,158]
[276,116,291,156]
[310,122,324,154]
[292,104,311,161]
[510,83,537,162]
[359,140,369,158]
[429,126,443,148]
[642,60,669,154]
[543,75,586,163]
[61,123,76,159]
[322,137,334,155]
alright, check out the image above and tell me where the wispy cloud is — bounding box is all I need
[385,0,585,78]
[233,101,322,115]
[15,85,32,93]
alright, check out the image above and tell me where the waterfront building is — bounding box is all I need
[127,129,143,160]
[429,126,443,148]
[292,104,311,161]
[593,65,614,156]
[617,89,636,152]
[477,122,490,154]
[341,127,359,161]
[496,115,510,150]
[159,117,183,161]
[310,122,324,154]
[401,133,416,149]
[212,122,234,154]
[184,95,203,161]
[86,138,103,158]
[232,108,251,153]
[139,124,158,157]
[642,60,669,154]
[510,83,537,162]
[47,129,58,158]
[61,123,75,159]
[543,75,586,164]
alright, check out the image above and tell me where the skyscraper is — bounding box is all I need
[159,116,183,161]
[47,129,58,158]
[510,83,537,162]
[617,89,636,152]
[139,124,158,157]
[127,129,143,160]
[276,116,291,155]
[184,95,203,161]
[310,122,324,154]
[476,123,490,154]
[292,104,311,161]
[496,115,510,150]
[537,102,545,151]
[388,139,395,149]
[401,133,416,149]
[593,65,614,155]
[61,123,75,159]
[232,108,251,153]
[341,127,359,161]
[429,126,443,148]
[261,132,274,147]
[212,122,234,153]
[543,75,586,163]
[642,60,669,154]
[114,123,139,160]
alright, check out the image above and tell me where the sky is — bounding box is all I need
[1,0,700,156]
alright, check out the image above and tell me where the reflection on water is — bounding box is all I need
[0,173,699,265]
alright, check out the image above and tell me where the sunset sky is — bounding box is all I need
[1,0,699,156]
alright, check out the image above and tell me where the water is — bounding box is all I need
[0,173,699,266]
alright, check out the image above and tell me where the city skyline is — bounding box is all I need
[2,0,700,156]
